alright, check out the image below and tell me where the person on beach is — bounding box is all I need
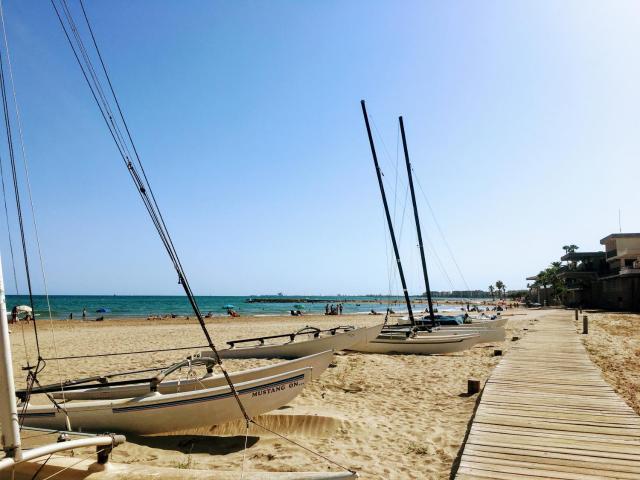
[10,305,17,324]
[325,304,329,315]
[69,312,73,320]
[339,303,343,315]
[82,308,87,319]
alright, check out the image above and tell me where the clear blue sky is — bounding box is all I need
[0,0,638,295]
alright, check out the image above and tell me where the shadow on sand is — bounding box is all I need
[128,434,260,455]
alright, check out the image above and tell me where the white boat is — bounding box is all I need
[209,324,384,359]
[396,315,507,329]
[19,368,312,435]
[49,350,333,401]
[348,331,480,355]
[420,326,505,343]
[9,457,358,480]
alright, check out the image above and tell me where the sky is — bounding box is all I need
[0,0,638,296]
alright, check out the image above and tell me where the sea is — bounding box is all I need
[4,295,474,320]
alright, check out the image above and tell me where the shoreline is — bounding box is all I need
[17,297,514,321]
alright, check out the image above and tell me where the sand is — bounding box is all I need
[8,310,534,479]
[579,310,640,415]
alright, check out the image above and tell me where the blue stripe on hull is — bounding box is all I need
[112,373,305,413]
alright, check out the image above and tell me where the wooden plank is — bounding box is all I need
[466,434,640,459]
[459,460,608,480]
[473,414,640,435]
[464,444,640,470]
[478,407,640,426]
[457,466,556,479]
[463,453,640,479]
[470,424,640,446]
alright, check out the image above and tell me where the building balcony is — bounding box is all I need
[620,267,640,276]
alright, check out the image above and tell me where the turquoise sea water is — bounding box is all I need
[4,295,472,319]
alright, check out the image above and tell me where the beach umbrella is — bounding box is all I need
[293,304,305,310]
[223,304,235,309]
[15,305,32,313]
[96,308,111,313]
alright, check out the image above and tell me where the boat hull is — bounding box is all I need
[51,351,333,401]
[20,369,311,435]
[424,327,506,343]
[348,333,479,354]
[6,456,359,480]
[213,324,384,359]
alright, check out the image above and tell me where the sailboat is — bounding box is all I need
[206,323,384,359]
[10,2,321,437]
[0,3,357,478]
[44,350,333,401]
[348,101,480,355]
[385,112,504,345]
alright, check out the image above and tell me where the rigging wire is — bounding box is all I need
[0,145,17,294]
[0,8,40,359]
[368,112,410,306]
[423,233,456,291]
[412,169,472,292]
[0,0,70,414]
[49,0,251,424]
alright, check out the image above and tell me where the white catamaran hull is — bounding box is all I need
[397,316,507,329]
[20,368,311,435]
[51,350,333,401]
[348,333,479,355]
[421,327,505,344]
[211,324,384,359]
[8,456,359,480]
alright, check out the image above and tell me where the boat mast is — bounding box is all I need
[360,100,414,325]
[399,116,435,326]
[0,254,22,461]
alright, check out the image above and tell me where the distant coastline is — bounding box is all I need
[5,294,494,320]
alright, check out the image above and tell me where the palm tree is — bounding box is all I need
[562,244,579,254]
[537,270,550,304]
[488,285,495,300]
[495,280,505,300]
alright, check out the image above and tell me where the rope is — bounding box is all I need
[44,344,210,361]
[240,421,250,480]
[251,419,355,474]
[37,446,110,480]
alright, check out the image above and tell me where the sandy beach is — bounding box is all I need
[580,311,640,415]
[8,309,533,479]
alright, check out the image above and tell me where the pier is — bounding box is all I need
[455,311,640,479]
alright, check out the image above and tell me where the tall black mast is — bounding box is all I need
[400,116,435,326]
[361,100,414,325]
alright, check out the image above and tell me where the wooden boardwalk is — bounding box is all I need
[455,311,640,479]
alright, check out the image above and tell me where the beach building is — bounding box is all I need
[597,233,640,310]
[558,251,607,308]
[525,274,552,305]
[529,233,640,311]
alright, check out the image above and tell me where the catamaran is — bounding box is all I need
[346,101,483,355]
[206,324,384,359]
[1,2,357,477]
[43,351,333,401]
